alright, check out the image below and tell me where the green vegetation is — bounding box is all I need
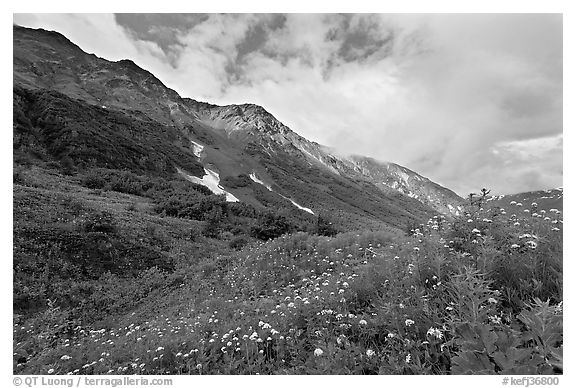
[13,164,563,375]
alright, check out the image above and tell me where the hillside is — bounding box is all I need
[13,24,464,231]
[12,25,562,376]
[485,188,563,213]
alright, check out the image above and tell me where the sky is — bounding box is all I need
[12,13,563,196]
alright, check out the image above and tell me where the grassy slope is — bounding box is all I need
[13,166,563,375]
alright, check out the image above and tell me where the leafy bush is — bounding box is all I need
[81,172,106,189]
[229,235,250,250]
[317,213,338,237]
[251,211,294,240]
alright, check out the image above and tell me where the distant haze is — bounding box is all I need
[13,13,563,196]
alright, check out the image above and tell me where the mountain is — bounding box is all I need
[12,25,563,377]
[13,25,464,231]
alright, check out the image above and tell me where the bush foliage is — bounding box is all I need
[13,164,563,375]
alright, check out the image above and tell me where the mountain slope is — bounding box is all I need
[485,188,563,215]
[13,25,463,231]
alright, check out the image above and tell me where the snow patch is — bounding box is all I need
[179,167,239,202]
[280,195,315,215]
[190,140,204,158]
[250,171,314,214]
[249,172,272,191]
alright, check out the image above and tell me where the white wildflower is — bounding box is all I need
[426,327,443,339]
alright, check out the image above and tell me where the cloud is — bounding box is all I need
[13,13,562,196]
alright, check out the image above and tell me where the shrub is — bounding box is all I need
[251,211,294,240]
[202,207,224,238]
[81,172,106,189]
[229,235,249,250]
[316,213,338,237]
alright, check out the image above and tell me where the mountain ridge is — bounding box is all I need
[14,24,466,230]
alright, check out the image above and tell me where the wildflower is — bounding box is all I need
[405,354,411,363]
[366,349,376,357]
[314,348,324,356]
[488,297,498,304]
[399,303,405,309]
[471,228,481,234]
[405,319,415,327]
[60,355,71,360]
[489,315,502,324]
[426,327,443,340]
[510,244,520,249]
[387,333,395,338]
[48,368,55,374]
[196,364,202,370]
[359,319,367,326]
[526,241,538,249]
[156,347,164,352]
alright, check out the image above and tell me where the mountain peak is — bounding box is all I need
[13,24,465,223]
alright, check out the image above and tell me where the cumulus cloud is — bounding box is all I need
[13,13,562,195]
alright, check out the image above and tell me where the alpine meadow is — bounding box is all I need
[12,14,563,377]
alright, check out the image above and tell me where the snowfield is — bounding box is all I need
[180,167,239,202]
[190,140,204,158]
